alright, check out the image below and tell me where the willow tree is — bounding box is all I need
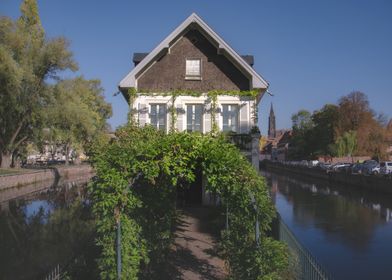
[0,0,77,167]
[45,77,112,165]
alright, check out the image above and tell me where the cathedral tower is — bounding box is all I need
[268,103,276,138]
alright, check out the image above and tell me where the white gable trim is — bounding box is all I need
[119,13,269,90]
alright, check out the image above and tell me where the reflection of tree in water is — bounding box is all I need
[268,173,389,252]
[0,182,98,279]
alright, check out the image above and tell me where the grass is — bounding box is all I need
[0,168,28,176]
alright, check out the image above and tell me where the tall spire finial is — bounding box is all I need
[268,103,276,138]
[270,103,275,116]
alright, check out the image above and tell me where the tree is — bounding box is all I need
[0,0,77,168]
[334,131,357,160]
[289,110,314,159]
[311,104,339,156]
[45,77,112,165]
[336,91,388,158]
[292,110,313,131]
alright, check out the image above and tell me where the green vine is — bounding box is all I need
[125,88,260,134]
[126,87,260,99]
[252,100,258,125]
[89,125,289,279]
[127,88,138,125]
[169,94,177,132]
[209,93,218,134]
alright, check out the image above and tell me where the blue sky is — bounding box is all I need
[1,0,391,134]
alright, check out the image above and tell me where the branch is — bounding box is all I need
[13,135,28,151]
[8,118,26,148]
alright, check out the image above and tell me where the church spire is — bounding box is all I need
[268,103,276,138]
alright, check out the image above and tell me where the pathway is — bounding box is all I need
[166,206,228,280]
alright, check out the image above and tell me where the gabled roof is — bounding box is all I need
[119,13,269,90]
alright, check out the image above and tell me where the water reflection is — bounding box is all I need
[0,175,97,280]
[263,170,392,280]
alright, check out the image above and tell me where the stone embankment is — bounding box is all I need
[262,161,392,194]
[0,165,93,190]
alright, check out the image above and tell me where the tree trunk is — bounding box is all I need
[1,152,12,169]
[65,144,70,165]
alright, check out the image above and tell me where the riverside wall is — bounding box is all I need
[0,165,93,190]
[263,161,392,194]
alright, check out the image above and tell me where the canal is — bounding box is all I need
[263,169,392,280]
[0,174,97,280]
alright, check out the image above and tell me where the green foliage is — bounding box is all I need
[89,125,288,279]
[288,92,389,159]
[0,0,77,167]
[128,88,260,98]
[44,77,112,164]
[334,130,357,158]
[127,88,138,125]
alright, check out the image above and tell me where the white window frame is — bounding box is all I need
[186,104,204,132]
[149,103,167,132]
[221,104,239,133]
[185,59,201,80]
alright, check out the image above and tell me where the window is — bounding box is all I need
[222,104,238,132]
[150,104,166,131]
[187,104,203,132]
[186,59,201,79]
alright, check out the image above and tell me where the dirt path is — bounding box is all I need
[167,206,228,280]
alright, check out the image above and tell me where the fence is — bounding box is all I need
[277,215,332,280]
[44,264,61,280]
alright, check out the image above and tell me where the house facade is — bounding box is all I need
[118,13,269,134]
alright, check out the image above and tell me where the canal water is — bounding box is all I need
[263,170,392,280]
[0,175,97,280]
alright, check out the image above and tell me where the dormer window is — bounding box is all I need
[185,59,201,80]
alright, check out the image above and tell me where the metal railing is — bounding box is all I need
[277,215,332,280]
[44,264,61,280]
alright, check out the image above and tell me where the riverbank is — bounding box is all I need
[0,164,93,190]
[262,161,392,194]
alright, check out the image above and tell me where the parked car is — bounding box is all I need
[351,163,364,174]
[331,163,351,172]
[361,160,379,175]
[380,161,392,175]
[317,162,332,170]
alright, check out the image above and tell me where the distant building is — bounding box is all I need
[260,103,292,161]
[268,104,276,138]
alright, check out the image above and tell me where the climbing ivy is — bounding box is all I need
[127,88,138,125]
[89,125,288,279]
[128,88,260,98]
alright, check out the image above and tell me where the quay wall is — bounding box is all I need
[263,161,392,194]
[0,165,93,190]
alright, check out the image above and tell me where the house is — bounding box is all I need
[118,13,269,134]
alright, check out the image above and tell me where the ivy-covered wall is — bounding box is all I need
[126,88,260,134]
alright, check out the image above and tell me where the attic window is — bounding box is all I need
[185,59,201,80]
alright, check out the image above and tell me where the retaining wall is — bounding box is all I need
[0,165,93,190]
[263,162,392,194]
